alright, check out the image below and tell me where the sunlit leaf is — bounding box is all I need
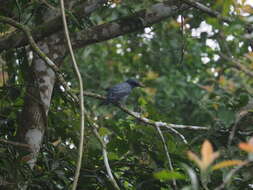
[201,140,219,169]
[99,127,111,136]
[239,143,253,153]
[188,140,219,171]
[52,138,61,146]
[153,170,186,180]
[212,160,245,170]
[146,71,159,80]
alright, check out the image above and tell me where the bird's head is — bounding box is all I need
[126,79,144,88]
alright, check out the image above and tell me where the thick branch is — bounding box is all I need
[0,1,188,52]
[0,0,107,52]
[72,1,189,49]
[0,15,78,103]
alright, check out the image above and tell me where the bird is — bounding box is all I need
[100,79,144,106]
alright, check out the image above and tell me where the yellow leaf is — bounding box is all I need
[219,76,226,86]
[187,151,202,169]
[212,103,219,110]
[201,140,219,170]
[201,85,214,93]
[187,140,219,171]
[146,71,159,80]
[144,87,157,96]
[212,160,245,170]
[109,0,121,4]
[241,5,253,13]
[239,143,253,153]
[52,138,61,146]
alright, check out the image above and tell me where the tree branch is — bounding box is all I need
[214,161,250,190]
[0,15,79,103]
[220,53,253,78]
[0,1,189,52]
[156,126,177,189]
[181,0,232,23]
[0,138,31,149]
[92,125,120,190]
[0,0,108,52]
[72,1,189,49]
[83,91,209,131]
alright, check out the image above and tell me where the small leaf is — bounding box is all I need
[239,143,253,153]
[52,138,61,146]
[201,140,219,170]
[99,127,111,136]
[153,170,186,181]
[212,160,245,170]
[146,71,159,80]
[187,151,202,169]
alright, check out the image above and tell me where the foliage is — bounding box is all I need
[0,0,253,189]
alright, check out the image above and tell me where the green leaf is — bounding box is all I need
[153,170,186,181]
[99,127,111,136]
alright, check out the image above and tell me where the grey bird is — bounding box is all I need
[100,79,144,105]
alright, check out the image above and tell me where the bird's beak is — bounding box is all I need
[138,82,145,87]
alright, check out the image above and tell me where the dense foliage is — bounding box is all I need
[0,0,253,189]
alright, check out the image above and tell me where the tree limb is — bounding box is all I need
[0,1,189,52]
[156,126,177,189]
[92,125,120,190]
[83,91,209,130]
[0,0,108,52]
[181,0,232,23]
[72,1,189,49]
[220,53,253,78]
[0,138,31,149]
[0,15,78,103]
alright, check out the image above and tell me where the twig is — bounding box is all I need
[181,0,232,23]
[60,1,85,190]
[164,126,188,144]
[220,53,253,78]
[92,125,120,190]
[156,126,177,189]
[228,102,253,146]
[41,0,58,11]
[214,161,249,190]
[0,138,31,149]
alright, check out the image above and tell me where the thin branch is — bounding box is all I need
[92,126,120,190]
[181,0,232,23]
[228,102,253,146]
[214,161,250,190]
[60,1,85,190]
[0,138,31,149]
[220,53,253,78]
[83,91,209,131]
[181,0,253,50]
[164,126,188,144]
[156,126,177,189]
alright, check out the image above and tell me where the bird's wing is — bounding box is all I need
[107,82,131,102]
